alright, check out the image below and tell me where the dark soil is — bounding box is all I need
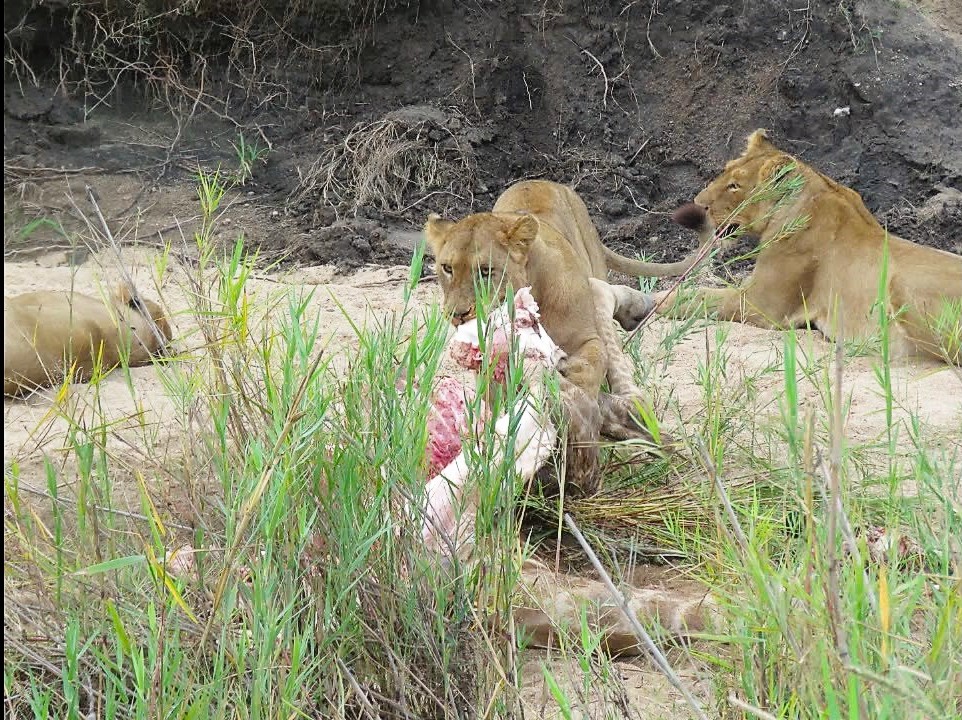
[4,0,961,274]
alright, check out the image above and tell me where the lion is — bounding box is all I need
[424,180,695,491]
[423,180,706,391]
[4,285,173,396]
[653,130,962,364]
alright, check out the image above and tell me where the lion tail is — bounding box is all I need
[603,204,714,278]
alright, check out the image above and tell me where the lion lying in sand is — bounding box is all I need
[656,129,962,364]
[4,286,172,396]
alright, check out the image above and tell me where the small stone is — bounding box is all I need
[351,237,372,255]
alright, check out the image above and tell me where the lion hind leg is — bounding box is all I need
[889,282,962,364]
[587,277,658,334]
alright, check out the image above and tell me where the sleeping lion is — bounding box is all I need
[4,285,172,396]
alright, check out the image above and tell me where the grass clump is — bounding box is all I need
[3,169,960,720]
[2,169,523,718]
[292,108,477,218]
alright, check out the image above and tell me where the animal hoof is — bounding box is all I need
[671,203,708,231]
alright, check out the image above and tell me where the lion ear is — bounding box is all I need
[758,154,794,183]
[113,283,148,315]
[424,214,454,257]
[498,214,539,257]
[745,128,775,155]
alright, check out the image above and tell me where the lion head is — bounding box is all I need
[114,286,173,357]
[424,212,539,326]
[694,129,800,236]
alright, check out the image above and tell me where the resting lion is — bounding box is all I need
[4,285,172,396]
[424,180,696,491]
[654,130,962,364]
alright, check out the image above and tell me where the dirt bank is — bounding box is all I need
[4,0,961,271]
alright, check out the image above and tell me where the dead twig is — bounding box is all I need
[695,438,803,658]
[728,693,779,720]
[627,137,651,166]
[563,513,710,720]
[337,657,380,720]
[814,451,878,615]
[622,224,725,347]
[15,482,193,532]
[780,0,812,68]
[398,190,466,214]
[825,313,850,665]
[446,33,480,117]
[646,1,664,60]
[75,185,170,350]
[580,49,612,109]
[820,312,872,720]
[824,316,849,662]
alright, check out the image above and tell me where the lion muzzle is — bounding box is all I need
[450,309,476,327]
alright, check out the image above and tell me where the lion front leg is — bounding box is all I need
[597,393,651,442]
[653,285,785,327]
[652,286,741,321]
[556,336,607,399]
[588,279,646,397]
[587,278,672,451]
[555,376,603,497]
[547,333,607,496]
[559,383,602,495]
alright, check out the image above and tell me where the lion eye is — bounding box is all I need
[727,182,740,191]
[441,264,453,275]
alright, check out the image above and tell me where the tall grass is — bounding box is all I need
[3,170,531,718]
[4,170,960,719]
[690,264,962,719]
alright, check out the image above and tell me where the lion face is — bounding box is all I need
[694,129,794,236]
[137,298,173,354]
[117,290,173,356]
[424,212,539,326]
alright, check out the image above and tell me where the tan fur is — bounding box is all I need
[656,130,962,364]
[425,181,683,491]
[539,281,669,497]
[4,286,172,396]
[513,558,717,656]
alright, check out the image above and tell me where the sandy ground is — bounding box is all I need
[638,318,962,465]
[4,249,961,718]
